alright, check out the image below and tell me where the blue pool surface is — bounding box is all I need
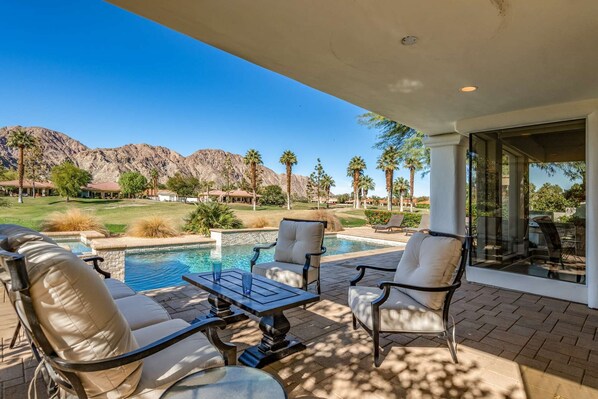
[125,237,390,292]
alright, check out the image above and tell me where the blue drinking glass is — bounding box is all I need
[242,272,252,295]
[212,261,222,282]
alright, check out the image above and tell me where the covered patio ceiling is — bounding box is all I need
[107,0,598,135]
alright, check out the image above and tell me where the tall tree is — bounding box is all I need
[150,168,159,196]
[221,154,235,203]
[7,127,37,203]
[279,150,298,210]
[24,142,46,198]
[50,161,92,202]
[403,153,424,212]
[244,149,263,211]
[393,177,410,212]
[359,112,430,210]
[321,174,336,209]
[309,158,326,209]
[358,175,375,209]
[376,145,400,211]
[203,180,215,200]
[119,171,148,198]
[347,156,366,209]
[166,173,200,202]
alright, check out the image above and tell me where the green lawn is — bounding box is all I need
[0,197,370,234]
[0,197,194,234]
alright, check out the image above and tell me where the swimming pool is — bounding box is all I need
[55,239,92,255]
[125,237,391,292]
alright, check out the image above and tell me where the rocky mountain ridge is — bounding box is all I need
[0,126,309,197]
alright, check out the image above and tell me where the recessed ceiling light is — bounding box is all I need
[401,36,418,46]
[460,86,478,92]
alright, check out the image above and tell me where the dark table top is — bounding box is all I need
[183,269,319,316]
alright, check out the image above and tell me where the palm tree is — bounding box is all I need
[347,156,366,209]
[7,127,37,204]
[204,180,215,201]
[244,149,263,211]
[376,145,400,211]
[279,150,298,210]
[393,177,409,212]
[150,168,159,196]
[358,175,375,209]
[321,174,335,208]
[403,155,424,212]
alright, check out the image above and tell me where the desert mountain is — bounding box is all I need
[0,126,309,197]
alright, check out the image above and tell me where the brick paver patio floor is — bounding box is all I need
[2,248,598,398]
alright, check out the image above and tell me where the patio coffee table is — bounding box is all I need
[160,366,287,398]
[183,269,319,368]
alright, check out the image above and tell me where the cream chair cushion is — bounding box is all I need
[274,220,324,267]
[115,295,172,331]
[252,261,318,288]
[130,319,224,399]
[348,286,444,332]
[18,241,141,398]
[0,224,56,251]
[393,233,462,310]
[104,278,137,299]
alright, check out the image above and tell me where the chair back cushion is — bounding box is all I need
[0,224,56,251]
[18,240,142,397]
[393,233,462,310]
[274,220,325,267]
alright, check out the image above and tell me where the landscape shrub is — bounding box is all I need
[364,210,422,228]
[247,216,270,228]
[415,203,430,209]
[41,208,107,234]
[127,216,178,238]
[184,202,243,236]
[310,210,343,232]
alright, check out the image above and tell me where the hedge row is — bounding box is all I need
[363,210,422,228]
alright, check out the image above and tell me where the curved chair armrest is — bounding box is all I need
[304,247,327,269]
[349,265,396,286]
[51,317,230,373]
[378,281,461,292]
[81,256,110,279]
[250,242,277,268]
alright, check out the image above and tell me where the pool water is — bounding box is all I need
[55,239,92,255]
[125,237,390,292]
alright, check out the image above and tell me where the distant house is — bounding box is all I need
[81,182,121,199]
[196,189,261,204]
[0,180,55,197]
[157,190,178,202]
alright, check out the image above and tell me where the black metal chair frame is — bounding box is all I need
[350,231,471,367]
[250,218,327,294]
[0,237,236,399]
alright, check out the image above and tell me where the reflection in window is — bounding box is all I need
[468,120,586,284]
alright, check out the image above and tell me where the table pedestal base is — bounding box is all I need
[239,311,306,368]
[195,294,248,325]
[239,338,305,368]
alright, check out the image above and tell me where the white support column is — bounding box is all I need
[424,133,468,235]
[587,112,598,308]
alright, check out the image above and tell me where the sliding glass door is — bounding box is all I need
[469,120,586,284]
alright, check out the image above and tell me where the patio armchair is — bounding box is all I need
[372,214,404,233]
[348,231,470,366]
[404,213,430,235]
[0,228,236,399]
[531,215,565,268]
[251,218,326,293]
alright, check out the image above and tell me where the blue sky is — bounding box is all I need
[0,0,430,197]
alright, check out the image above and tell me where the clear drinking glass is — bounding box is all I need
[212,261,222,282]
[242,272,252,295]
